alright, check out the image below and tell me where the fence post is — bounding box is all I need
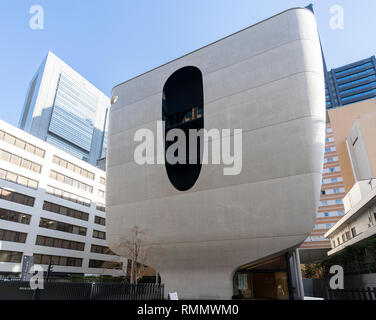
[89,282,95,300]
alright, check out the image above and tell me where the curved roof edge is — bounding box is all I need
[111,7,315,94]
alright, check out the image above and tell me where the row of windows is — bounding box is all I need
[342,89,376,102]
[321,188,344,195]
[0,168,38,189]
[333,228,357,248]
[0,228,27,243]
[340,81,376,95]
[321,199,343,206]
[49,170,93,194]
[338,74,376,89]
[318,211,344,218]
[52,155,95,180]
[335,62,373,76]
[325,157,338,163]
[0,130,45,158]
[34,253,82,267]
[322,177,342,184]
[0,148,42,173]
[88,259,122,269]
[36,235,85,251]
[96,203,105,212]
[0,187,35,207]
[91,244,115,255]
[314,223,334,230]
[92,229,106,240]
[43,201,89,222]
[94,216,105,226]
[39,217,87,236]
[0,208,31,225]
[0,250,119,269]
[323,167,340,174]
[337,69,374,83]
[325,147,336,153]
[46,185,91,207]
[0,250,22,263]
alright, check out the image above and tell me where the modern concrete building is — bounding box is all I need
[18,51,110,166]
[0,120,125,279]
[107,8,325,299]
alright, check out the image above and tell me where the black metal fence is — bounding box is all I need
[0,281,164,300]
[327,287,376,300]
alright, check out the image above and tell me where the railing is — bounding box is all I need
[327,287,376,300]
[0,281,164,300]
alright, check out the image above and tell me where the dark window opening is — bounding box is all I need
[162,66,204,191]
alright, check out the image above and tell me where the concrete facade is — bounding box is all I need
[107,8,325,299]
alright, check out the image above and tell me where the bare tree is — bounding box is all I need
[110,225,160,284]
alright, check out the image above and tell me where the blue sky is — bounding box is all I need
[0,0,375,126]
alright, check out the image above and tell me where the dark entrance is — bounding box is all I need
[233,255,291,300]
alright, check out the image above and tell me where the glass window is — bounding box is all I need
[21,159,32,170]
[6,171,17,183]
[25,144,36,154]
[34,148,45,158]
[0,150,11,162]
[27,179,38,189]
[15,139,26,149]
[17,176,29,187]
[31,163,41,173]
[4,134,16,145]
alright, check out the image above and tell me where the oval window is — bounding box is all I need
[162,66,204,191]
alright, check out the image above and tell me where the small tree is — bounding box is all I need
[111,226,159,284]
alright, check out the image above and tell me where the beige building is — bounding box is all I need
[328,99,376,192]
[325,98,376,254]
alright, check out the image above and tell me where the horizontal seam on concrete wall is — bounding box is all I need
[107,170,322,207]
[107,113,325,168]
[109,69,323,138]
[110,37,321,115]
[108,233,311,247]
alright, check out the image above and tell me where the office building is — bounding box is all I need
[0,120,125,278]
[300,57,376,259]
[325,56,376,109]
[325,98,376,254]
[299,121,346,260]
[18,51,110,166]
[107,8,325,299]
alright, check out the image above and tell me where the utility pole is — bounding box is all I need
[45,256,53,282]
